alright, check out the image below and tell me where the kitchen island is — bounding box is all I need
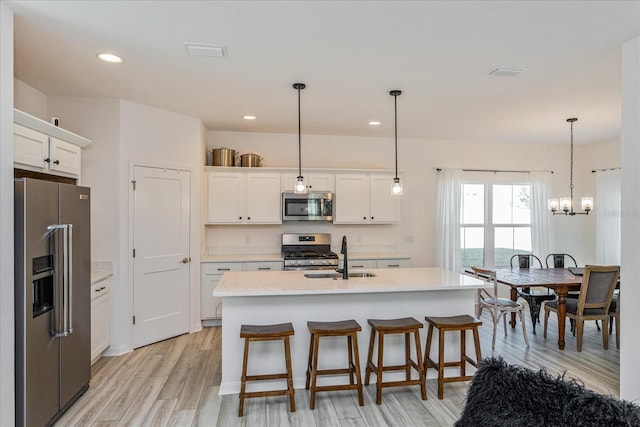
[213,267,488,395]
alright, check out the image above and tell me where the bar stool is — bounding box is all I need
[365,317,427,405]
[423,314,483,399]
[238,323,295,417]
[306,319,364,410]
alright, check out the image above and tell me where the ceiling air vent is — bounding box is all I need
[489,67,528,77]
[184,43,226,57]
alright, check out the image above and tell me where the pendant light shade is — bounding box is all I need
[293,83,306,194]
[390,90,403,195]
[548,117,592,216]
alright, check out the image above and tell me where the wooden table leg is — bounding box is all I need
[556,288,568,350]
[510,287,518,328]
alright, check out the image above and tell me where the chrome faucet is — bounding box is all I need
[336,235,349,279]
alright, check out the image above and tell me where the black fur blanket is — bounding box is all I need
[455,357,640,427]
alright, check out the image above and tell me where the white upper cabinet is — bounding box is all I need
[334,173,400,224]
[206,171,282,224]
[281,173,335,193]
[13,110,90,179]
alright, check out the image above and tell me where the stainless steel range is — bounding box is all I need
[282,233,339,271]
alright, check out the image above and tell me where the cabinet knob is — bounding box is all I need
[247,217,251,220]
[363,216,366,220]
[371,216,374,220]
[44,158,50,163]
[239,217,242,220]
[53,160,60,165]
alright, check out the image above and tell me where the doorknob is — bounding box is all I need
[181,257,190,264]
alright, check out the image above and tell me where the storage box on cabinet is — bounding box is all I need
[334,173,400,224]
[206,171,282,224]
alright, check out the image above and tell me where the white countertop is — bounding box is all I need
[213,267,487,297]
[91,261,113,285]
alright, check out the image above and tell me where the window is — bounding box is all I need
[461,183,532,268]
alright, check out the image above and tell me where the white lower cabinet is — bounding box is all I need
[341,258,411,270]
[201,261,283,320]
[91,277,111,364]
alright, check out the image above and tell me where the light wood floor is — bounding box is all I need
[54,311,619,426]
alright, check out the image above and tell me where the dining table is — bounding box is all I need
[489,268,583,350]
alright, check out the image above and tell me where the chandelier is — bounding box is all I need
[548,118,593,215]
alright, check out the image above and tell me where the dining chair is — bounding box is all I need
[608,291,620,349]
[510,254,552,334]
[472,266,529,350]
[543,265,620,352]
[545,253,578,269]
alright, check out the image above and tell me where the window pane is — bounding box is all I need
[513,185,531,224]
[461,227,484,267]
[494,227,532,267]
[462,184,484,224]
[514,227,532,253]
[493,185,512,224]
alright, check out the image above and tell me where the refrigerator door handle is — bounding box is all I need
[47,224,73,337]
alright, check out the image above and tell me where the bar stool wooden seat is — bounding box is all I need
[423,314,483,399]
[238,323,295,417]
[306,319,364,410]
[365,317,427,405]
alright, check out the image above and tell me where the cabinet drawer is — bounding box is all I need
[376,259,411,268]
[244,261,283,272]
[91,277,112,301]
[202,262,243,274]
[347,260,376,269]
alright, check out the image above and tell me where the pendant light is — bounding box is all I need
[293,83,306,194]
[548,118,593,215]
[390,90,403,195]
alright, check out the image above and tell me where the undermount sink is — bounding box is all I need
[304,272,377,279]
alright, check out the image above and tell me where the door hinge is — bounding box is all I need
[133,248,136,258]
[132,180,136,191]
[133,315,136,325]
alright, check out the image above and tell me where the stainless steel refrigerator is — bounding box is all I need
[15,178,91,427]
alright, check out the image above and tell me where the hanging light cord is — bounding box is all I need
[569,118,576,213]
[390,90,402,180]
[294,83,305,180]
[394,92,398,180]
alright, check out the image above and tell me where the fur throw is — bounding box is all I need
[455,357,640,427]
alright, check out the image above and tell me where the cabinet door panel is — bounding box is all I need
[334,174,369,224]
[201,274,223,319]
[307,174,335,192]
[207,173,243,223]
[49,137,81,175]
[245,173,281,223]
[370,173,400,223]
[14,124,48,169]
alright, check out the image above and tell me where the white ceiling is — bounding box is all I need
[7,1,640,145]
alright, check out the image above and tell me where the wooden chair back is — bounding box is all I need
[577,265,620,316]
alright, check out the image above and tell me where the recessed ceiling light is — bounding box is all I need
[184,43,226,57]
[97,53,123,64]
[368,121,381,126]
[489,67,528,77]
[242,115,257,120]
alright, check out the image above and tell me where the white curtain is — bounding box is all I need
[596,169,621,265]
[434,169,462,272]
[529,171,555,261]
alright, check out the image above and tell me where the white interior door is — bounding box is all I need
[133,166,190,348]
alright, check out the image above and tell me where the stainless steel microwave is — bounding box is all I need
[282,192,334,222]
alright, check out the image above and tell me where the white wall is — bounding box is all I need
[207,130,618,267]
[14,79,47,121]
[119,100,205,347]
[0,4,14,425]
[620,36,640,401]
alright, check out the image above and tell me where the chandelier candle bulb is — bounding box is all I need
[560,198,572,212]
[581,197,593,212]
[548,199,559,212]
